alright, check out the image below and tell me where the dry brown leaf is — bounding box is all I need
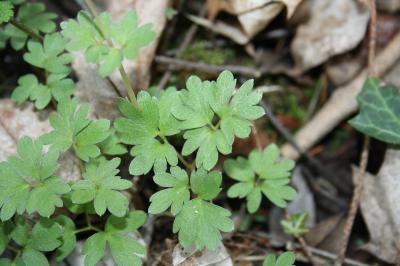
[172,243,233,266]
[291,0,369,72]
[134,0,170,89]
[0,100,80,182]
[204,0,303,44]
[359,149,400,263]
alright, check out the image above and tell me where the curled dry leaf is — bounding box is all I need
[359,149,400,263]
[0,99,80,182]
[172,243,233,266]
[291,0,369,72]
[204,0,303,44]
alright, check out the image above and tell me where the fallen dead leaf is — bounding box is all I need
[0,100,80,182]
[359,149,400,263]
[291,0,369,72]
[172,243,233,266]
[134,0,170,89]
[202,0,303,44]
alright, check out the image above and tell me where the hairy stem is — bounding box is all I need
[10,19,43,42]
[83,0,139,107]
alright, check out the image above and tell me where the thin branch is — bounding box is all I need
[155,55,262,78]
[298,236,318,266]
[335,1,376,265]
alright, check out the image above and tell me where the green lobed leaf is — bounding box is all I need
[115,91,180,175]
[224,144,296,212]
[23,32,72,74]
[12,73,74,109]
[61,10,155,77]
[42,98,110,161]
[71,158,132,217]
[281,212,309,238]
[3,2,56,50]
[349,77,400,144]
[100,128,128,156]
[83,211,146,266]
[190,168,222,200]
[173,198,234,250]
[263,251,296,266]
[54,215,76,261]
[0,137,69,220]
[148,166,190,215]
[172,71,264,170]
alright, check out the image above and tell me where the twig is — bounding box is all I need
[297,236,318,266]
[158,6,206,89]
[155,55,262,78]
[335,1,376,265]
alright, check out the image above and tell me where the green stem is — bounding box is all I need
[74,225,100,234]
[10,19,43,42]
[159,134,193,171]
[83,0,99,17]
[83,0,138,107]
[119,66,139,107]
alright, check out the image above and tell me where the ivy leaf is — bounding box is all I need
[3,2,56,50]
[71,158,132,217]
[148,166,190,215]
[281,212,309,238]
[83,211,146,266]
[54,215,76,261]
[172,71,264,170]
[12,73,74,109]
[350,77,400,144]
[263,252,296,266]
[115,92,179,175]
[0,137,70,221]
[0,1,13,23]
[61,11,155,77]
[224,144,296,212]
[173,198,234,250]
[23,33,72,74]
[42,98,110,161]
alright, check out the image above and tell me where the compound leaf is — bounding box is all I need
[0,137,69,220]
[71,158,131,217]
[83,211,146,266]
[42,98,110,161]
[23,33,72,74]
[149,166,190,215]
[173,198,234,250]
[115,92,179,175]
[3,2,56,50]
